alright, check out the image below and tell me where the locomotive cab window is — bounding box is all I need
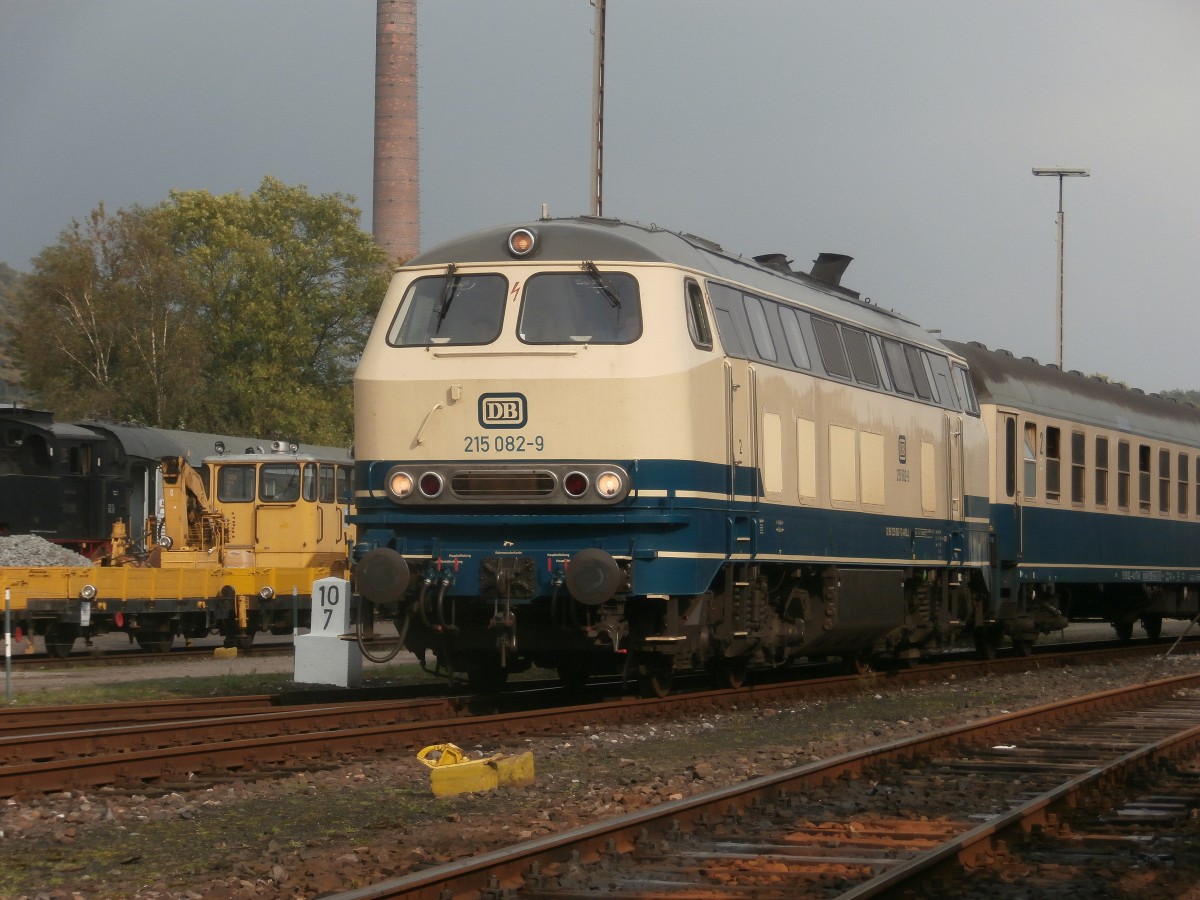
[217,465,255,503]
[260,464,301,503]
[519,270,641,344]
[388,273,507,346]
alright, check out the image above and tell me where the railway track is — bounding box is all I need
[3,641,1197,802]
[331,672,1200,899]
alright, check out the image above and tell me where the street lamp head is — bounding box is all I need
[1033,166,1090,177]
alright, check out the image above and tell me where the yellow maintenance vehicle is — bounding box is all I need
[2,442,352,656]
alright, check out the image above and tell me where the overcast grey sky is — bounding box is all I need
[2,1,1198,391]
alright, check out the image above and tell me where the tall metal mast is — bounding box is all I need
[590,0,606,217]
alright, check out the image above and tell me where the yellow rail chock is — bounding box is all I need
[416,743,535,797]
[213,647,238,660]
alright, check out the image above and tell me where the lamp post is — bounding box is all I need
[1032,166,1089,369]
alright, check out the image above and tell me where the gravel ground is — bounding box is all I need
[3,647,1200,898]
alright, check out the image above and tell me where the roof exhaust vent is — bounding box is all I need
[753,253,794,275]
[810,253,853,287]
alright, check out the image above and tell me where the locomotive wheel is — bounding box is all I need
[638,665,674,698]
[467,663,509,695]
[712,656,749,690]
[43,624,78,658]
[557,664,590,693]
[1012,637,1034,657]
[1113,621,1135,642]
[1141,615,1163,640]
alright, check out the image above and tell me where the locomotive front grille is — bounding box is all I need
[451,470,557,498]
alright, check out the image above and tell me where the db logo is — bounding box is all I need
[479,393,527,429]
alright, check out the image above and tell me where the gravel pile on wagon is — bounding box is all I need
[0,534,91,567]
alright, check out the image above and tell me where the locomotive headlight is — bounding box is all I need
[595,471,624,499]
[563,471,589,498]
[507,227,538,258]
[419,471,444,498]
[386,469,415,500]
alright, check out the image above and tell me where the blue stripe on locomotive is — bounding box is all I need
[352,457,991,599]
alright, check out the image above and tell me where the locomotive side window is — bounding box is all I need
[388,273,507,346]
[742,295,778,361]
[777,307,812,370]
[907,346,935,400]
[1117,441,1131,509]
[953,365,979,415]
[1023,422,1037,499]
[1070,431,1085,505]
[1158,449,1171,514]
[870,336,892,391]
[881,339,915,396]
[1180,453,1190,516]
[684,280,713,351]
[519,271,641,344]
[260,464,301,503]
[812,317,851,379]
[218,465,255,503]
[1095,436,1109,507]
[1045,427,1061,501]
[927,354,958,409]
[705,283,753,357]
[842,327,879,387]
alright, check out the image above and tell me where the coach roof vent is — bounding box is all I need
[810,253,853,287]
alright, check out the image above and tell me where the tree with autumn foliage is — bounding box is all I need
[7,178,389,444]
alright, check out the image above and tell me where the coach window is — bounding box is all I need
[685,280,713,351]
[1195,455,1200,518]
[1023,422,1037,499]
[261,464,301,503]
[1070,431,1085,505]
[1095,437,1109,507]
[389,273,507,346]
[1004,417,1017,498]
[842,327,879,387]
[1045,427,1061,501]
[1179,453,1190,516]
[743,294,777,361]
[812,317,852,379]
[1158,449,1171,513]
[1117,441,1131,510]
[520,270,641,344]
[778,307,812,369]
[218,465,255,503]
[1138,445,1152,512]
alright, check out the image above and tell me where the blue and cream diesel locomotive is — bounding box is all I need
[349,216,1200,692]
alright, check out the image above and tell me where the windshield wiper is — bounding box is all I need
[433,262,460,332]
[582,260,621,308]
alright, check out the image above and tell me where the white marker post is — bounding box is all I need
[293,577,362,687]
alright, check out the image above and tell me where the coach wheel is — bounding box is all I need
[43,623,78,658]
[1113,621,1134,642]
[974,627,1000,660]
[1141,615,1163,641]
[1012,637,1034,657]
